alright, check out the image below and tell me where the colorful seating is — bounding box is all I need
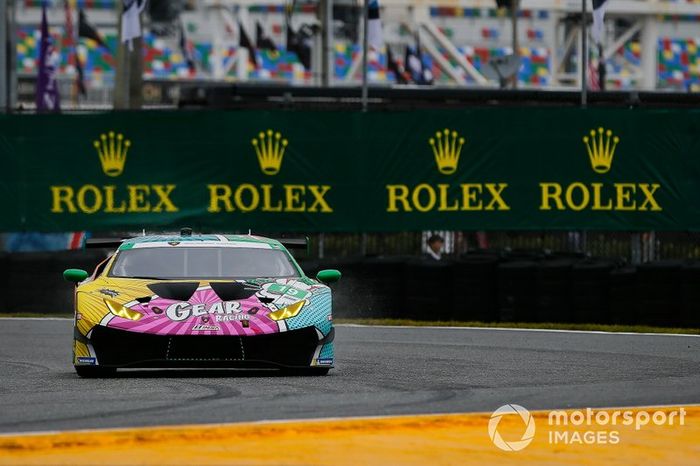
[658,37,700,89]
[15,22,700,90]
[23,0,116,8]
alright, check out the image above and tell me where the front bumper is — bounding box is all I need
[82,325,333,369]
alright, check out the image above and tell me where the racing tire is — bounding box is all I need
[74,366,117,378]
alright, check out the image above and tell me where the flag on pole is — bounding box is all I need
[64,1,85,98]
[588,43,606,91]
[588,59,600,91]
[367,0,383,50]
[287,25,312,70]
[75,55,87,97]
[239,22,258,67]
[592,0,608,45]
[36,3,60,112]
[405,35,433,85]
[416,33,433,85]
[387,47,408,84]
[179,22,197,75]
[121,0,146,50]
[79,9,109,51]
[405,46,422,84]
[256,22,277,51]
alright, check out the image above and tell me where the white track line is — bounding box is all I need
[1,403,698,438]
[337,323,700,338]
[0,318,697,337]
[0,317,72,321]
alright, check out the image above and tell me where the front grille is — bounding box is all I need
[88,325,321,368]
[166,335,244,361]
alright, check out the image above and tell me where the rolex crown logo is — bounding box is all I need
[94,131,130,177]
[429,129,465,175]
[251,129,288,176]
[582,127,619,174]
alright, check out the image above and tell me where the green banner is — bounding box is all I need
[1,108,699,232]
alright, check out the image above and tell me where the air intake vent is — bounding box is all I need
[147,282,199,301]
[210,282,260,301]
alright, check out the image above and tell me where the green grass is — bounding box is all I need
[335,318,700,335]
[1,313,697,335]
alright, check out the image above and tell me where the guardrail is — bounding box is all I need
[300,254,700,327]
[3,250,697,328]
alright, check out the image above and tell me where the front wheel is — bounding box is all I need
[74,366,117,378]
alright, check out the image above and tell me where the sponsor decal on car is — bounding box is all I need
[317,358,334,366]
[76,357,97,365]
[165,301,242,321]
[257,282,311,307]
[215,314,250,322]
[99,288,120,298]
[192,324,221,331]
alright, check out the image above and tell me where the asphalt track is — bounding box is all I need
[0,319,698,434]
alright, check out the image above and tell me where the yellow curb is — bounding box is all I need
[0,406,698,465]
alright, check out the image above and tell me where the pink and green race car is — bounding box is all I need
[64,231,340,377]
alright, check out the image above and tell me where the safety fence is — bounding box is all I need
[304,231,700,263]
[0,250,108,315]
[298,254,700,328]
[2,248,698,328]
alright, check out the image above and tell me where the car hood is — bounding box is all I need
[79,277,324,336]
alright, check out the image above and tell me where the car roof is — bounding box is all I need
[118,234,285,251]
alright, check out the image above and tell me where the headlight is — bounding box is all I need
[105,299,143,321]
[268,301,306,321]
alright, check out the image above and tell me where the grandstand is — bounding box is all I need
[7,0,700,108]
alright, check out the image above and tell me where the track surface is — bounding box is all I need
[0,319,698,434]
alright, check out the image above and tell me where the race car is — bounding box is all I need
[63,231,340,377]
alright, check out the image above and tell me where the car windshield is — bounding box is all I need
[109,247,299,279]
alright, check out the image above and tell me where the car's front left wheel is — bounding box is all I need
[74,366,117,378]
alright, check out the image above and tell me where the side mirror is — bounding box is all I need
[316,269,341,284]
[63,269,89,283]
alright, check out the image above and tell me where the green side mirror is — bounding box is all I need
[63,269,89,283]
[316,269,341,284]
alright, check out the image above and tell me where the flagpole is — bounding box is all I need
[0,0,7,112]
[361,0,369,112]
[581,0,587,107]
[598,43,606,91]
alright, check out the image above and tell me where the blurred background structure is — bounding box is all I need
[1,0,700,110]
[2,1,700,259]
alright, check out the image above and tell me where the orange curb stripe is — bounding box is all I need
[0,406,698,465]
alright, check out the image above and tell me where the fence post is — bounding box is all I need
[318,233,325,259]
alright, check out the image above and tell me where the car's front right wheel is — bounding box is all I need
[74,366,117,378]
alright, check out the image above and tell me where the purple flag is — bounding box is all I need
[36,3,61,112]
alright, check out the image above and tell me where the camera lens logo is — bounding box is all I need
[488,404,536,452]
